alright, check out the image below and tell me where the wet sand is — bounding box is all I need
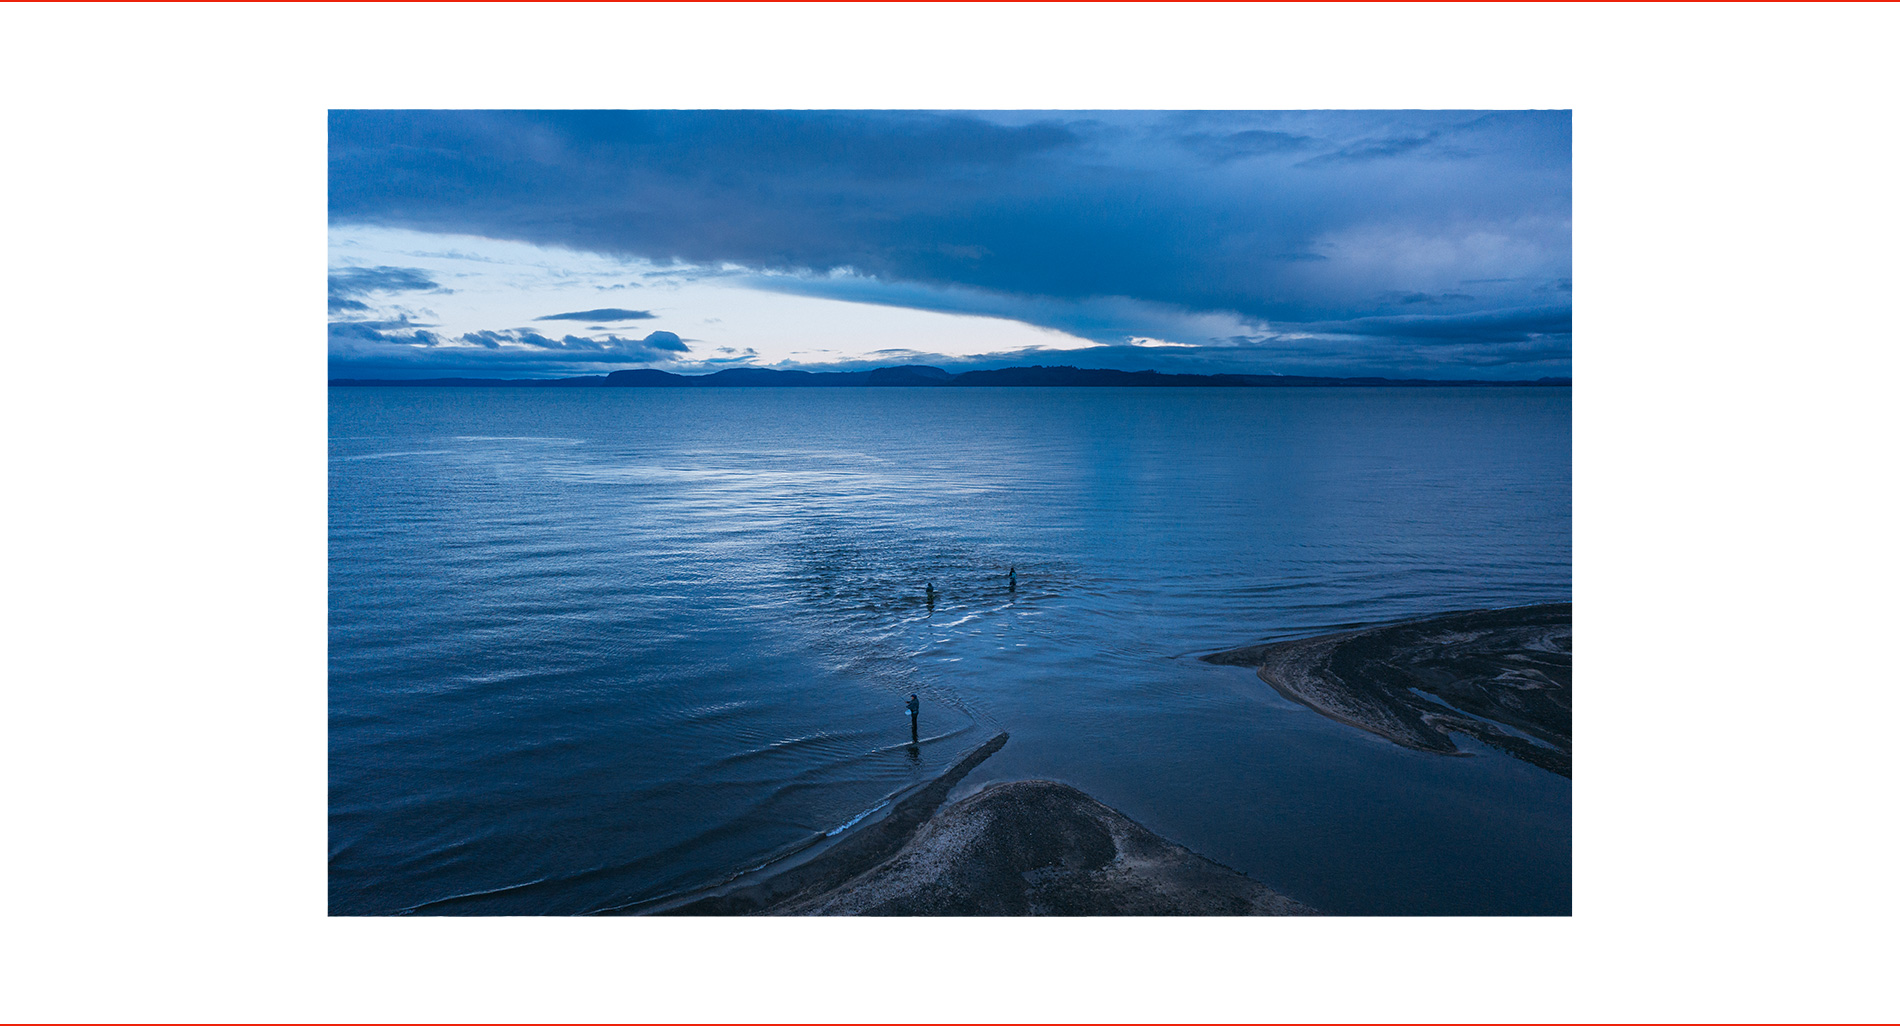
[653,733,1011,915]
[1205,603,1571,777]
[653,732,1313,916]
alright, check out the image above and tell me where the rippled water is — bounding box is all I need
[329,386,1571,915]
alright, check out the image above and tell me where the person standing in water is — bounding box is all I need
[906,693,920,742]
[924,582,936,611]
[1008,566,1016,592]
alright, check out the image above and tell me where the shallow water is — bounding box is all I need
[329,386,1570,915]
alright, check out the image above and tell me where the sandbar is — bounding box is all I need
[652,732,1313,915]
[1205,603,1571,777]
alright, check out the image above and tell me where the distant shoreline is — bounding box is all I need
[329,363,1570,389]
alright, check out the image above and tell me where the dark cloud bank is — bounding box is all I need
[329,110,1570,379]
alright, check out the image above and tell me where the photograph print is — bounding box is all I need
[328,109,1571,916]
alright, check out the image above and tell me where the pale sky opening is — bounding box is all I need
[330,226,1099,373]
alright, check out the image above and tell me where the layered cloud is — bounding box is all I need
[328,110,1570,378]
[327,264,445,313]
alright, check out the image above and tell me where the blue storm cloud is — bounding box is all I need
[329,110,1570,377]
[1290,305,1573,344]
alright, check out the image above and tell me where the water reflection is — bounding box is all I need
[329,386,1571,915]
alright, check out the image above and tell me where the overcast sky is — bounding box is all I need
[329,109,1570,380]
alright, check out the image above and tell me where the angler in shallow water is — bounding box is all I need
[906,693,920,742]
[924,582,936,611]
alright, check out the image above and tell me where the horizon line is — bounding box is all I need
[329,363,1570,387]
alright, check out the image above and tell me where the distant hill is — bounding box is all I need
[330,364,1570,388]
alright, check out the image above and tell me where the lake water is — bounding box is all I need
[329,386,1571,915]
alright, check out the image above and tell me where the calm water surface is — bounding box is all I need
[329,387,1570,915]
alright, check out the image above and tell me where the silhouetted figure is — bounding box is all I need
[1008,566,1016,592]
[924,582,936,612]
[906,693,920,742]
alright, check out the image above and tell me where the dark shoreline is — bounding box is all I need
[642,731,1314,916]
[1206,603,1572,777]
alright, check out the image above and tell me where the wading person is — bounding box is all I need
[924,582,936,611]
[906,693,920,742]
[1008,566,1016,592]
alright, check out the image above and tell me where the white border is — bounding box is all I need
[4,2,1896,1021]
